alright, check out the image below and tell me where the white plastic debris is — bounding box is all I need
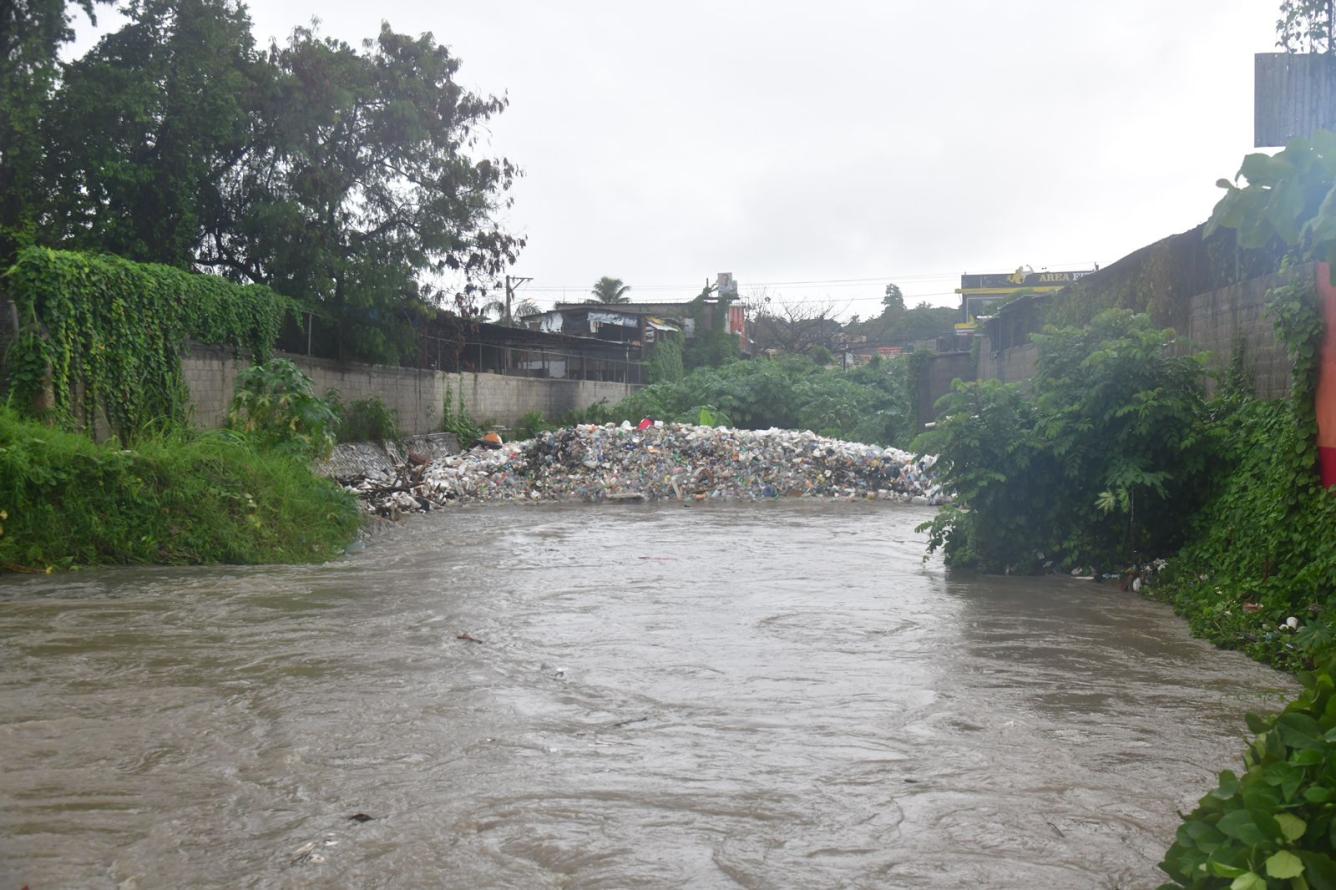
[338,423,946,517]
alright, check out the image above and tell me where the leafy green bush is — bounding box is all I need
[227,359,338,459]
[0,408,359,570]
[329,393,401,443]
[514,410,554,440]
[1159,661,1336,889]
[569,354,912,446]
[916,310,1216,573]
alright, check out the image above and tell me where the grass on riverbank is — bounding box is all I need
[0,408,361,571]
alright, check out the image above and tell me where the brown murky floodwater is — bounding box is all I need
[0,503,1295,889]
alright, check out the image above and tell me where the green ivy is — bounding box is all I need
[4,247,293,441]
[905,349,933,435]
[441,383,482,444]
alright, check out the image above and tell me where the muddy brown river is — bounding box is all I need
[1,503,1294,888]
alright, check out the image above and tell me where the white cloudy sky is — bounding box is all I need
[78,1,1280,316]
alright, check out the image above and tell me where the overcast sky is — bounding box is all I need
[78,1,1280,316]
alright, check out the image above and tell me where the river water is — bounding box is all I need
[1,502,1294,889]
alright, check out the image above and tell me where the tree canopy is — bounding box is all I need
[6,0,523,363]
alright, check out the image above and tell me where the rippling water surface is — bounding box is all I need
[0,502,1295,888]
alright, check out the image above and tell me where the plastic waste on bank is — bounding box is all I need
[339,423,948,517]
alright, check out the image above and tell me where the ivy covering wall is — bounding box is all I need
[4,248,292,440]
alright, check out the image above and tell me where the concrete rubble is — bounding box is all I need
[331,422,947,519]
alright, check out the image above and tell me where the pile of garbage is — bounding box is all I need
[336,422,947,519]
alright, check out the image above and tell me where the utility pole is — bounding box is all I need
[504,275,532,327]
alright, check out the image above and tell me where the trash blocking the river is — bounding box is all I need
[337,422,947,518]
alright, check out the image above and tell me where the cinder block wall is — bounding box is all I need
[915,351,976,429]
[1182,271,1293,400]
[182,346,638,434]
[974,268,1300,401]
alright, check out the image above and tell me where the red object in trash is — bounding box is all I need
[638,418,653,430]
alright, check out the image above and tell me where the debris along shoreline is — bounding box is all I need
[332,422,946,519]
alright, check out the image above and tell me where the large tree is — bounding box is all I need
[41,0,261,267]
[882,282,905,314]
[23,6,523,362]
[0,0,104,263]
[590,276,631,303]
[203,23,523,359]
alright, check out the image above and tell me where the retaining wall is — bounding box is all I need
[975,267,1301,400]
[1181,271,1292,399]
[183,346,639,434]
[915,351,976,429]
[976,341,1038,386]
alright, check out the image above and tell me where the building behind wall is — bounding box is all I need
[955,267,1097,333]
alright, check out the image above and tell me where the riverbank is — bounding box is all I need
[328,422,946,518]
[0,408,361,572]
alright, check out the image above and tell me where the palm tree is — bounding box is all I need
[590,276,631,304]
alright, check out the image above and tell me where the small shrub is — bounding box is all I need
[227,359,338,459]
[514,410,553,440]
[329,393,401,443]
[442,384,482,444]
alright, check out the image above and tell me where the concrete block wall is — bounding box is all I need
[974,268,1298,401]
[181,346,638,434]
[1182,271,1292,400]
[915,351,976,428]
[977,339,1038,386]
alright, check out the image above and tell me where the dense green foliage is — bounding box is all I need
[647,336,686,384]
[1210,132,1336,274]
[917,311,1214,572]
[0,407,359,570]
[329,394,401,444]
[227,359,338,459]
[41,0,261,268]
[572,354,913,446]
[844,300,959,346]
[683,284,741,370]
[1159,661,1336,889]
[0,0,105,263]
[8,0,521,363]
[1148,279,1336,670]
[6,247,291,440]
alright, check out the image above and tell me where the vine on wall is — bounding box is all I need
[4,248,293,440]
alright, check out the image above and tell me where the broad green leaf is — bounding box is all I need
[1231,871,1267,890]
[1267,850,1305,879]
[1213,771,1241,800]
[1276,813,1308,842]
[1218,810,1268,845]
[1299,851,1336,890]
